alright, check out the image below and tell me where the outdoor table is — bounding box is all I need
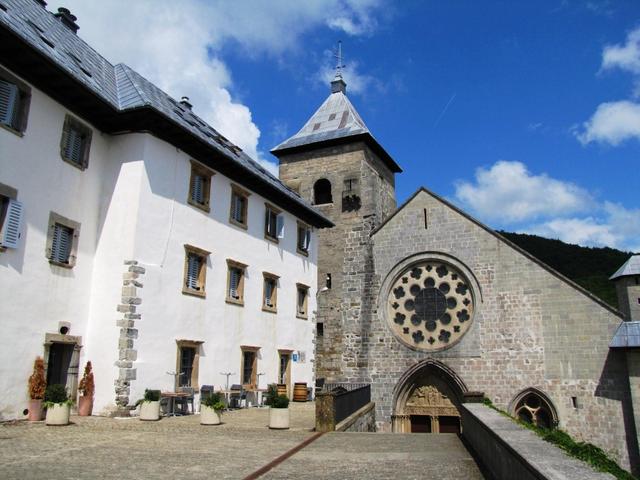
[161,391,190,416]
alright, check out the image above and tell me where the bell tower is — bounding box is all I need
[271,57,402,382]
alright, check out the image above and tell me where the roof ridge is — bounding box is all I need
[372,187,623,318]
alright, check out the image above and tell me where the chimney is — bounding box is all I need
[34,0,47,7]
[54,7,79,34]
[180,96,192,110]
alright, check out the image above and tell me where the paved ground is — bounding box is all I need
[0,403,484,479]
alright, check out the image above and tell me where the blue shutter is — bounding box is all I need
[264,279,273,306]
[64,127,84,165]
[230,268,240,298]
[276,214,284,239]
[0,80,18,127]
[186,254,200,290]
[1,199,23,249]
[304,228,311,251]
[191,174,203,204]
[51,223,72,263]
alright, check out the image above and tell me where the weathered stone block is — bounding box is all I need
[128,265,146,274]
[117,304,136,313]
[121,296,142,305]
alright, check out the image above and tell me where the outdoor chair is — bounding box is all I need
[176,387,195,414]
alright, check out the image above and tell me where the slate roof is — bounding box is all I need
[610,321,640,348]
[0,0,332,228]
[610,255,640,280]
[271,78,402,173]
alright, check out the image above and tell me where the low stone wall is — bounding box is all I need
[335,402,376,432]
[461,404,614,480]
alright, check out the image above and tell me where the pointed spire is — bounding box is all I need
[331,41,346,94]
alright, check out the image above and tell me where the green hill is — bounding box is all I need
[498,231,635,309]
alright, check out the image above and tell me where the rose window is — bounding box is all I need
[387,261,474,351]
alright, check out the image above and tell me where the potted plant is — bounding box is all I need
[77,361,94,416]
[268,391,290,430]
[44,384,73,426]
[200,392,225,425]
[139,389,161,421]
[27,357,47,421]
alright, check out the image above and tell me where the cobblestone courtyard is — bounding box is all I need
[0,403,483,479]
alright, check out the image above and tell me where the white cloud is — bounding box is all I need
[602,27,640,75]
[454,161,593,223]
[575,100,640,146]
[56,0,386,174]
[526,218,620,249]
[454,160,640,251]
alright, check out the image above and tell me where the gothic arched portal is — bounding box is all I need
[392,359,468,433]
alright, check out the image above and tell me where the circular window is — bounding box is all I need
[387,261,474,351]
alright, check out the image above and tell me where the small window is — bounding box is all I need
[229,184,250,228]
[264,203,284,242]
[262,272,279,313]
[342,177,361,212]
[0,183,22,250]
[0,67,31,135]
[188,161,214,212]
[241,347,259,388]
[175,340,202,390]
[226,259,247,305]
[46,212,80,268]
[182,245,210,297]
[296,283,309,319]
[297,222,311,255]
[316,322,324,337]
[313,178,332,205]
[60,115,92,170]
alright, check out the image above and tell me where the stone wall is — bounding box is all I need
[336,402,376,432]
[113,259,145,413]
[461,403,615,480]
[367,189,633,469]
[278,142,395,382]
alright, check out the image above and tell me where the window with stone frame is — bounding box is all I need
[226,259,247,305]
[188,160,214,212]
[175,340,203,390]
[264,203,284,242]
[262,272,279,313]
[0,66,31,135]
[60,114,92,170]
[229,184,250,228]
[296,283,309,319]
[0,183,22,251]
[297,222,311,255]
[241,346,259,388]
[46,212,80,268]
[313,178,332,205]
[182,245,210,297]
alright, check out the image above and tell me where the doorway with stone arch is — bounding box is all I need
[392,359,468,434]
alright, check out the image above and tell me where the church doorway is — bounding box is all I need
[392,360,467,434]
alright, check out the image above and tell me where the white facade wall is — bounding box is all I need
[0,69,319,419]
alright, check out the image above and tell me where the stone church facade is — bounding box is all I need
[273,74,639,471]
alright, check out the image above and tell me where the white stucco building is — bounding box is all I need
[0,0,332,419]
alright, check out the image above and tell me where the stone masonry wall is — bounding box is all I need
[114,260,145,412]
[368,189,633,469]
[278,142,396,382]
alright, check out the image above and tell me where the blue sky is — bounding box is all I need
[61,1,640,251]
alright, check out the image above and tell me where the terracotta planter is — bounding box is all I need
[269,407,290,429]
[45,403,70,426]
[139,401,161,421]
[27,399,44,421]
[78,396,93,416]
[200,405,222,425]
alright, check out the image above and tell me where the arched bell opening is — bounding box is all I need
[392,359,468,434]
[313,178,333,205]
